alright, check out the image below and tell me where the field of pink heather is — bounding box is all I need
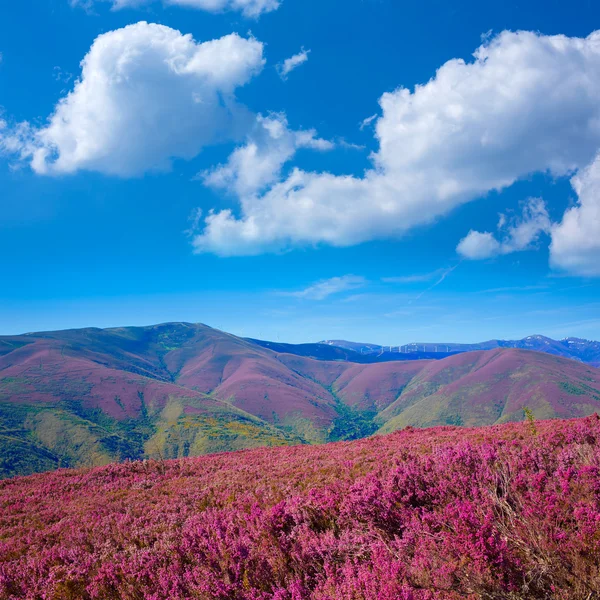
[1,417,600,599]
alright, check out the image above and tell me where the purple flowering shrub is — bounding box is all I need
[1,416,600,599]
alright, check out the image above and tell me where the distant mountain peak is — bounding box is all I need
[318,334,600,366]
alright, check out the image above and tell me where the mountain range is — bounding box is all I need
[1,322,600,478]
[321,335,600,366]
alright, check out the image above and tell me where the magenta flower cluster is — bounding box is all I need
[1,416,600,599]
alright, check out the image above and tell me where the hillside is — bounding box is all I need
[0,324,305,478]
[375,348,600,431]
[1,416,599,598]
[2,323,600,478]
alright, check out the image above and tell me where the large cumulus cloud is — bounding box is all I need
[2,22,265,176]
[192,30,600,258]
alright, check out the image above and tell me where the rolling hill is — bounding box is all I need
[1,322,600,478]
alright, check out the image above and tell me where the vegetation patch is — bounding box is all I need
[560,381,588,395]
[2,416,600,598]
[328,402,378,441]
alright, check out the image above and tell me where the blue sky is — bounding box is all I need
[1,0,600,344]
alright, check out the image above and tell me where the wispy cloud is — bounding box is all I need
[525,301,600,317]
[476,284,549,294]
[545,318,600,338]
[282,275,366,301]
[340,291,423,304]
[383,309,414,318]
[359,114,377,130]
[277,48,310,80]
[337,138,366,151]
[383,269,446,284]
[72,0,281,18]
[409,264,461,304]
[524,308,565,317]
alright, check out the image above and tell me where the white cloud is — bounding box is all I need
[276,48,310,80]
[192,30,600,256]
[72,0,280,18]
[283,275,366,300]
[457,197,551,260]
[502,198,552,253]
[337,139,366,151]
[456,231,502,260]
[0,120,33,159]
[1,22,264,176]
[550,155,600,276]
[200,113,333,198]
